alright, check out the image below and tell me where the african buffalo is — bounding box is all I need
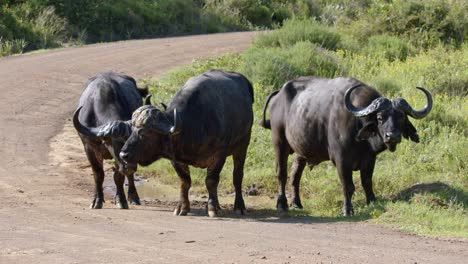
[261,77,432,215]
[76,70,254,217]
[73,72,150,209]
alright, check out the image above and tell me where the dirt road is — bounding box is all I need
[0,32,466,263]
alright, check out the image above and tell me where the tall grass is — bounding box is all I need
[0,37,27,56]
[33,6,67,48]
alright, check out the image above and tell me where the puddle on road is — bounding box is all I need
[134,177,180,202]
[133,176,275,211]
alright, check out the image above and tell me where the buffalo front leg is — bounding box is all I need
[113,170,129,209]
[126,173,141,205]
[273,132,290,211]
[336,161,355,216]
[171,162,191,216]
[206,156,227,217]
[290,155,307,209]
[84,145,105,209]
[360,158,376,204]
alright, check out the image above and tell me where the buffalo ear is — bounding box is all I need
[403,119,420,143]
[356,123,377,141]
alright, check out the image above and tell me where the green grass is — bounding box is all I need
[138,21,467,238]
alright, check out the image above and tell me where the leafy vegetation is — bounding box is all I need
[1,0,466,57]
[0,0,319,57]
[139,1,466,238]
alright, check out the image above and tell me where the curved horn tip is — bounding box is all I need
[412,86,433,119]
[72,106,99,138]
[144,94,152,105]
[170,109,178,134]
[72,106,83,129]
[344,83,366,116]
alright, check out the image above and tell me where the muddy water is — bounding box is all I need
[134,177,180,201]
[134,176,276,212]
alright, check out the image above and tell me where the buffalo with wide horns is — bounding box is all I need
[261,76,432,215]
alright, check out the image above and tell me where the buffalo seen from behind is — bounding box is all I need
[73,72,150,209]
[262,76,432,215]
[76,70,254,217]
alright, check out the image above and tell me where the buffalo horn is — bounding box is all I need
[73,107,132,138]
[393,87,433,119]
[169,109,179,134]
[144,94,152,105]
[344,84,392,117]
[146,108,180,135]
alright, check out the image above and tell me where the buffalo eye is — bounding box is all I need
[376,114,384,124]
[137,130,147,140]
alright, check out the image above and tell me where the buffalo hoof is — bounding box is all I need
[291,197,303,209]
[117,202,129,209]
[366,195,376,205]
[276,195,289,212]
[127,192,141,205]
[174,208,188,216]
[207,198,220,217]
[174,203,190,216]
[234,209,245,215]
[234,197,246,215]
[115,196,129,209]
[90,198,104,209]
[208,209,219,218]
[342,206,354,216]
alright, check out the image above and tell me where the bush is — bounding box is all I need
[364,34,414,61]
[343,0,467,49]
[383,0,466,48]
[242,41,342,87]
[33,6,67,48]
[204,0,319,28]
[0,38,27,56]
[253,18,342,50]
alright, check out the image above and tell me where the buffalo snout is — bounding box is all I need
[384,131,402,143]
[119,151,131,163]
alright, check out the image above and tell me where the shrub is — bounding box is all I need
[345,0,467,49]
[204,0,319,28]
[33,6,67,48]
[383,0,466,48]
[253,18,342,50]
[241,41,342,87]
[0,38,27,56]
[316,0,372,25]
[364,34,414,61]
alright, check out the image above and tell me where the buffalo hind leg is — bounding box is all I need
[113,169,129,209]
[336,160,355,216]
[273,131,290,211]
[126,173,141,205]
[206,155,227,217]
[232,140,249,215]
[84,145,105,209]
[172,162,191,216]
[290,155,307,209]
[360,158,376,204]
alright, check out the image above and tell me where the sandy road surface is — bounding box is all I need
[0,32,466,263]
